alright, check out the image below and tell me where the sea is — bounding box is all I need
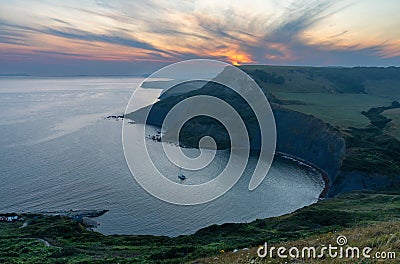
[0,77,324,236]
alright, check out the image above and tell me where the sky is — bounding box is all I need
[0,0,399,75]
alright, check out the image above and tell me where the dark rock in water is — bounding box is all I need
[106,114,124,120]
[34,209,108,218]
[149,134,162,142]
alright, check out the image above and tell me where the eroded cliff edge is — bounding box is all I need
[273,107,400,197]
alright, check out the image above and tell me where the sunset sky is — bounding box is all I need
[0,0,399,75]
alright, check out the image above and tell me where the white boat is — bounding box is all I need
[178,169,187,180]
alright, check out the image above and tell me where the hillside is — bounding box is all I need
[240,66,400,195]
[193,218,400,263]
[240,66,400,127]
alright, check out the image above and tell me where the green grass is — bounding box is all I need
[365,79,400,100]
[241,65,400,95]
[383,108,400,140]
[272,92,393,128]
[240,65,332,93]
[194,220,400,263]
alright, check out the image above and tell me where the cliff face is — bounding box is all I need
[272,108,346,192]
[262,108,400,197]
[329,171,400,196]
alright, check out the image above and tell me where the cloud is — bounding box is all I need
[329,30,348,38]
[43,27,166,53]
[0,0,399,70]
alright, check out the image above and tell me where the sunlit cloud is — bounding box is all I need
[0,0,399,74]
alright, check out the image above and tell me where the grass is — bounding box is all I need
[340,126,400,177]
[383,108,400,140]
[240,65,400,132]
[193,220,400,263]
[364,79,400,100]
[1,191,400,263]
[272,92,393,128]
[240,65,400,140]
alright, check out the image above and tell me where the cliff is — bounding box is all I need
[272,107,345,191]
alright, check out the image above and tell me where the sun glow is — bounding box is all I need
[231,53,252,66]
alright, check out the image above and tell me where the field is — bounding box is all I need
[272,92,393,128]
[241,65,400,133]
[364,80,400,100]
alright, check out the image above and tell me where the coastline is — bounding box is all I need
[0,210,109,229]
[275,151,330,199]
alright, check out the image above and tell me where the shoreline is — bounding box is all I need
[1,210,108,229]
[275,151,330,199]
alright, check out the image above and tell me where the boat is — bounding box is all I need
[178,169,187,180]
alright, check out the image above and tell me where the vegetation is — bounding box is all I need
[383,108,400,140]
[242,66,400,179]
[1,191,400,263]
[272,92,392,128]
[361,101,400,129]
[246,69,285,85]
[241,65,400,95]
[194,220,400,263]
[338,101,400,176]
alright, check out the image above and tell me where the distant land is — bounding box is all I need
[0,73,32,77]
[0,73,150,78]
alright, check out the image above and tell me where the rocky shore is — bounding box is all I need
[34,209,108,218]
[2,209,109,229]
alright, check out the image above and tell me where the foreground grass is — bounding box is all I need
[193,220,400,264]
[1,191,400,263]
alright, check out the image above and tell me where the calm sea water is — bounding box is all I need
[0,77,323,236]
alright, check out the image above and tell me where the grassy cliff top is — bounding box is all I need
[240,65,400,129]
[240,65,400,178]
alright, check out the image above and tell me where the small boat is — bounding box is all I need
[178,169,187,180]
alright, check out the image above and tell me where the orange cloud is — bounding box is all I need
[208,47,253,66]
[264,43,296,61]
